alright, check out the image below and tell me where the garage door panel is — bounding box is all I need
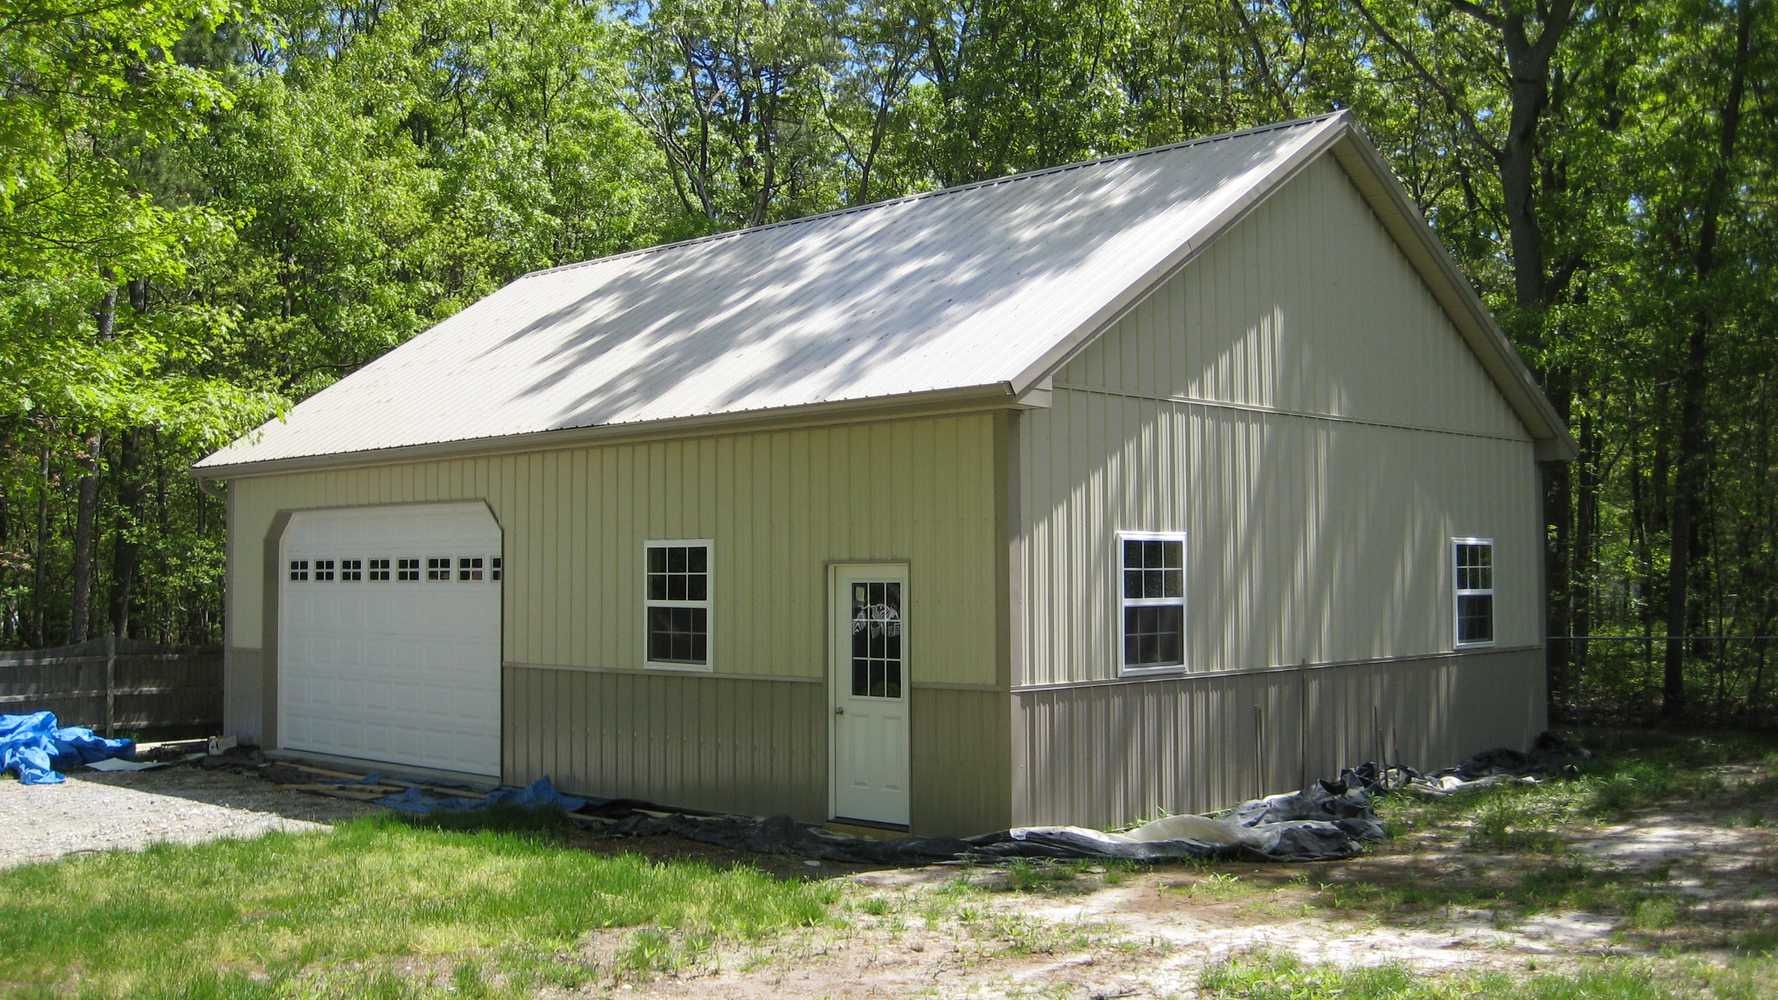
[279,503,501,777]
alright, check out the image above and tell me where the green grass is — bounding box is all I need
[1286,729,1778,949]
[1173,870,1264,903]
[982,857,1144,895]
[1378,729,1778,844]
[0,809,840,999]
[1197,948,1778,1000]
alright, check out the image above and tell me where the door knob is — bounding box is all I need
[834,706,844,715]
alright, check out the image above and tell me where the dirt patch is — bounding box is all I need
[598,786,1778,998]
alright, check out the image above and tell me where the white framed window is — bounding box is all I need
[426,557,451,581]
[397,557,420,581]
[339,558,363,581]
[368,558,391,581]
[1453,537,1495,648]
[644,538,711,671]
[458,556,484,581]
[314,559,335,582]
[1118,530,1186,674]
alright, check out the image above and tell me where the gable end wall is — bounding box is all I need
[1009,153,1546,826]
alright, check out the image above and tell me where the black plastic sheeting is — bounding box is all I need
[606,784,1380,864]
[602,735,1589,865]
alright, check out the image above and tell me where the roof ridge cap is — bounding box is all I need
[518,111,1348,281]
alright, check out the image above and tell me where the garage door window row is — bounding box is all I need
[289,555,502,583]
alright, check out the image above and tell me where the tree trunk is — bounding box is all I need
[1484,3,1580,716]
[108,428,144,638]
[68,282,118,644]
[1662,0,1753,721]
[31,444,49,646]
[67,433,102,644]
[1572,402,1600,700]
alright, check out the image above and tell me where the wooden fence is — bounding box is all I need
[0,637,222,738]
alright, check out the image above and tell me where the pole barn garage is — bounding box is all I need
[198,111,1573,835]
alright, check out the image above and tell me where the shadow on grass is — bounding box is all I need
[1283,728,1778,955]
[391,804,582,839]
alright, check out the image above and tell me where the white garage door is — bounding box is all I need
[278,502,501,776]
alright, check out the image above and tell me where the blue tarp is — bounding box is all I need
[0,712,136,784]
[300,772,588,815]
[379,776,587,814]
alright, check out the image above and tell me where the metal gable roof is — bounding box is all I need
[196,113,1351,472]
[196,111,1573,474]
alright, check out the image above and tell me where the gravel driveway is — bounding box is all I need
[0,765,379,869]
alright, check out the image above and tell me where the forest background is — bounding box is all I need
[3,0,1773,723]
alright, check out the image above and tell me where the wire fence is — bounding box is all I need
[1552,635,1778,726]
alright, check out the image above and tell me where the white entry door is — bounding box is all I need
[278,502,501,777]
[829,564,910,826]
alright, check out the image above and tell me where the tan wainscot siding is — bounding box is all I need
[1009,154,1548,827]
[226,412,1011,834]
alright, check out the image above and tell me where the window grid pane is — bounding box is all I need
[1122,539,1184,599]
[1120,533,1185,671]
[645,542,710,667]
[1454,541,1495,646]
[647,606,708,664]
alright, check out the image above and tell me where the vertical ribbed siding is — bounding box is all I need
[910,687,1012,834]
[1010,647,1545,828]
[228,413,998,687]
[502,666,826,820]
[224,411,1008,834]
[1060,155,1526,440]
[1019,394,1539,686]
[1014,153,1542,689]
[494,669,1010,833]
[222,647,263,741]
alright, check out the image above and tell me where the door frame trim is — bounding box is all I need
[825,560,912,827]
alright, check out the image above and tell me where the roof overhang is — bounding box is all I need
[192,383,1017,481]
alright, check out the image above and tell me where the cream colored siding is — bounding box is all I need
[229,413,998,688]
[1015,156,1543,688]
[1058,155,1527,440]
[1018,397,1540,685]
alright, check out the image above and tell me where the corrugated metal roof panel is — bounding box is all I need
[197,115,1345,471]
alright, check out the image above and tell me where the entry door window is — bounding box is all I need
[849,581,903,699]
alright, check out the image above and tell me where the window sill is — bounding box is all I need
[1118,664,1188,678]
[1453,642,1496,651]
[643,660,713,674]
